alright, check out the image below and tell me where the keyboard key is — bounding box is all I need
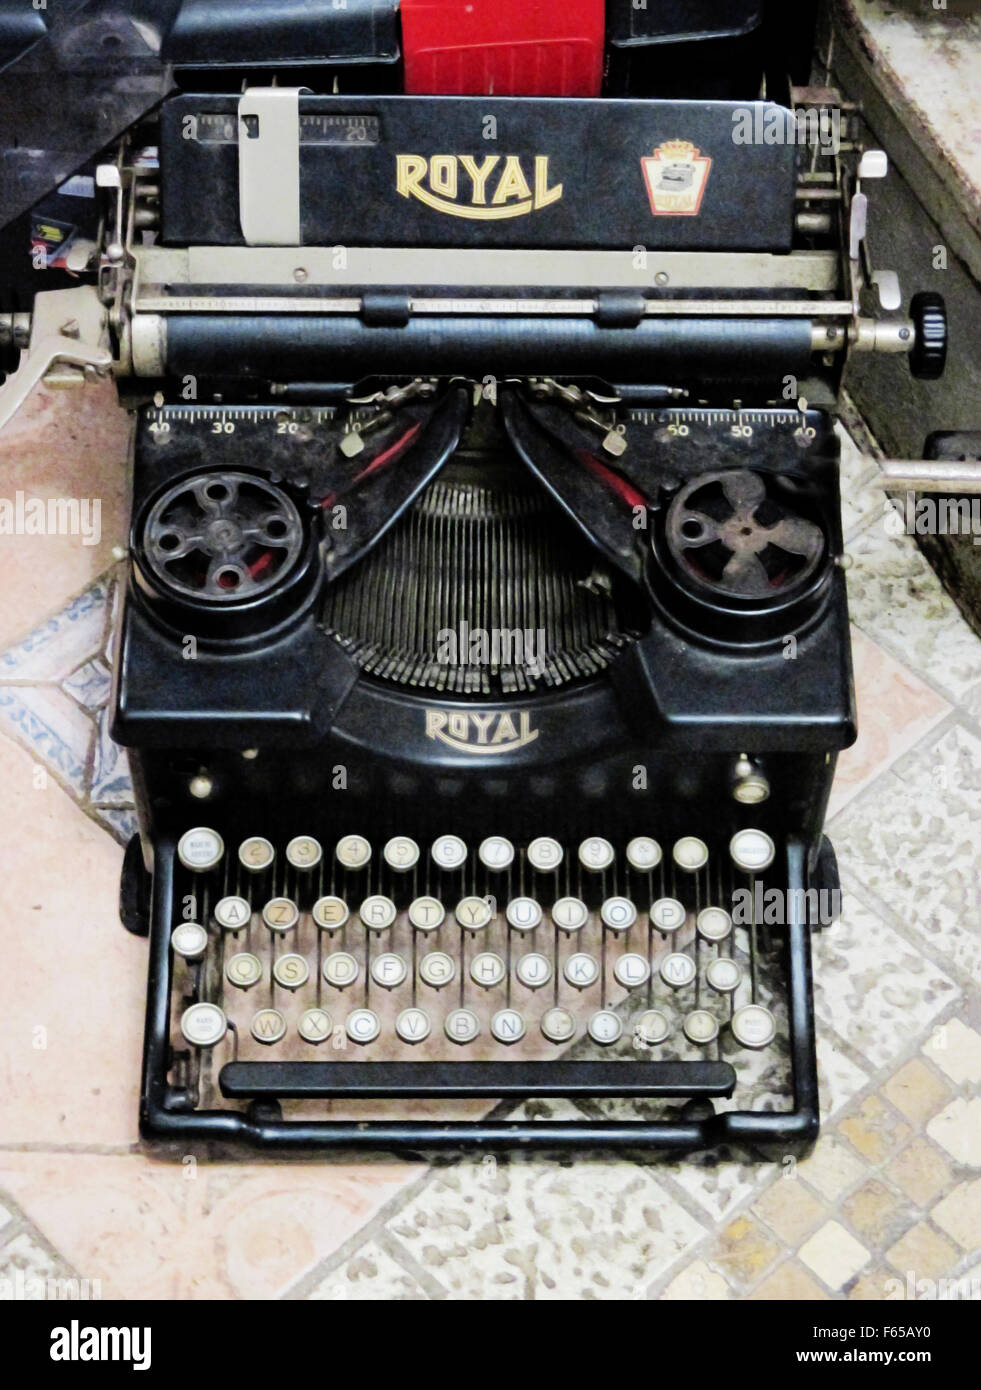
[506,896,542,932]
[635,1010,671,1045]
[322,951,359,988]
[396,1007,432,1044]
[286,835,322,870]
[673,836,708,872]
[298,1007,332,1044]
[312,895,349,931]
[215,895,251,931]
[346,1008,381,1044]
[419,951,455,988]
[731,1003,777,1049]
[527,836,563,871]
[455,896,492,930]
[660,953,696,989]
[178,827,224,872]
[359,895,397,931]
[684,1009,719,1045]
[432,834,467,871]
[171,921,207,961]
[697,906,732,943]
[445,1007,480,1044]
[579,836,614,872]
[613,952,650,988]
[371,952,408,989]
[730,829,775,873]
[651,897,686,933]
[491,1008,526,1044]
[706,957,742,995]
[336,834,371,870]
[564,952,600,989]
[601,896,637,932]
[552,896,589,932]
[515,952,552,988]
[251,1008,287,1045]
[180,1002,227,1047]
[541,1006,577,1043]
[226,952,263,990]
[238,835,274,872]
[479,835,514,871]
[626,836,662,871]
[384,835,420,871]
[588,1010,623,1045]
[262,897,299,933]
[273,953,310,990]
[470,952,506,988]
[408,896,445,932]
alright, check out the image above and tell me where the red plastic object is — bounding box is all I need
[400,0,605,97]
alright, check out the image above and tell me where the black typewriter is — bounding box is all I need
[0,1,949,1152]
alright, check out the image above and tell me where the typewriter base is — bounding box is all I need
[135,837,827,1155]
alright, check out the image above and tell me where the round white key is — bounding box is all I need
[541,1007,577,1043]
[635,1010,671,1045]
[614,952,651,989]
[445,1007,480,1044]
[552,896,589,932]
[660,952,696,989]
[515,952,552,989]
[171,921,207,960]
[251,1008,287,1045]
[262,897,299,933]
[360,895,397,931]
[384,835,419,872]
[601,896,637,933]
[238,836,274,872]
[673,836,708,872]
[226,952,263,990]
[346,1008,381,1044]
[527,836,563,871]
[626,836,662,872]
[479,836,514,871]
[180,1002,227,1047]
[371,952,407,989]
[588,1010,623,1045]
[455,895,492,930]
[336,834,371,870]
[506,896,542,932]
[432,834,467,871]
[697,906,733,943]
[564,952,600,989]
[178,827,224,872]
[298,1007,332,1044]
[579,836,614,872]
[312,895,348,931]
[651,897,686,933]
[419,951,455,988]
[470,952,506,988]
[731,1003,777,1049]
[491,1008,526,1044]
[322,951,359,988]
[396,1007,432,1044]
[730,829,775,873]
[684,1009,720,1045]
[286,835,322,870]
[215,895,251,932]
[706,957,742,995]
[408,896,445,932]
[273,953,309,990]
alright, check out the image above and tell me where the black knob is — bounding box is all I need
[909,291,948,379]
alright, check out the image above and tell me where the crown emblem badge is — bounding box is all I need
[641,140,712,216]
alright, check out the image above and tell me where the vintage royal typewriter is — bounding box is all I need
[0,1,949,1152]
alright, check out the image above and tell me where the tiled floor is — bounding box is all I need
[0,382,978,1301]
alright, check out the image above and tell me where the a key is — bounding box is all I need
[541,1007,577,1043]
[238,836,274,873]
[408,896,445,931]
[552,896,588,932]
[515,952,552,988]
[445,1008,480,1044]
[614,953,650,988]
[455,896,492,930]
[730,829,775,874]
[706,957,742,995]
[170,921,207,961]
[673,836,708,872]
[419,951,455,987]
[262,898,299,933]
[359,895,397,931]
[298,1008,332,1044]
[384,835,420,872]
[215,895,251,932]
[479,836,514,871]
[626,837,662,872]
[579,836,614,872]
[432,834,467,871]
[396,1007,432,1044]
[651,898,686,933]
[286,835,322,871]
[601,897,636,932]
[470,952,506,988]
[527,836,563,872]
[635,1010,671,1045]
[506,896,542,932]
[322,952,359,988]
[491,1009,525,1044]
[178,827,224,873]
[731,1004,777,1049]
[312,896,349,931]
[697,906,732,943]
[251,1008,287,1045]
[564,952,600,989]
[660,953,696,988]
[336,834,372,870]
[588,1010,623,1045]
[180,1002,227,1047]
[226,952,263,990]
[684,1010,720,1045]
[371,953,408,989]
[346,1008,381,1044]
[273,953,310,990]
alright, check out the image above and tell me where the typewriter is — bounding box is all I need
[0,1,949,1152]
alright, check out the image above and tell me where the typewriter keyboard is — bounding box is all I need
[163,826,797,1124]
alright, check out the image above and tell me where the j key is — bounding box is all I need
[419,951,455,987]
[215,895,251,932]
[408,896,445,931]
[673,836,708,872]
[238,836,274,873]
[262,898,299,933]
[286,835,322,870]
[384,835,420,871]
[178,827,224,872]
[730,829,775,874]
[515,953,552,988]
[180,1002,227,1047]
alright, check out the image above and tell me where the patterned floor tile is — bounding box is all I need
[661,1151,777,1224]
[841,1180,912,1251]
[885,1222,960,1283]
[926,1097,981,1167]
[886,1138,955,1209]
[660,1258,731,1300]
[923,1016,981,1086]
[816,1035,872,1117]
[0,579,110,683]
[882,1059,953,1126]
[753,1178,826,1245]
[750,1260,829,1300]
[704,1214,780,1292]
[305,1240,430,1301]
[838,1096,912,1166]
[799,1220,871,1291]
[0,1230,78,1300]
[63,658,112,713]
[798,1135,870,1203]
[930,1179,981,1253]
[0,685,93,797]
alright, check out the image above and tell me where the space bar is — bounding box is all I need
[219,1060,736,1100]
